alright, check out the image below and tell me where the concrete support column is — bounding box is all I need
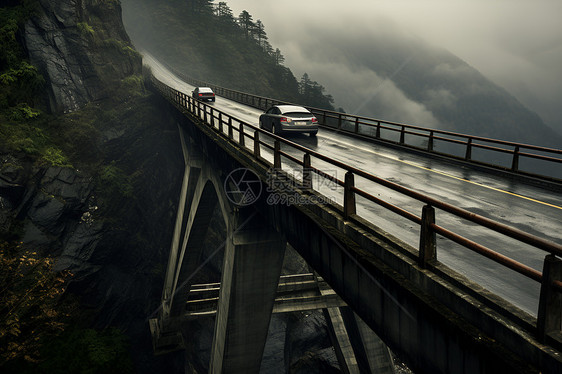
[323,307,360,374]
[353,314,396,374]
[162,131,204,318]
[317,276,359,374]
[337,308,396,374]
[209,208,287,374]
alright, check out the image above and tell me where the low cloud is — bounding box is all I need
[227,0,562,133]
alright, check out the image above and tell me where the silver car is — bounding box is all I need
[259,105,318,136]
[192,87,215,102]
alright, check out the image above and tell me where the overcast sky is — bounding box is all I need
[226,0,562,133]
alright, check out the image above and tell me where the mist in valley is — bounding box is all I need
[225,0,562,146]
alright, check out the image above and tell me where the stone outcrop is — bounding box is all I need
[23,0,141,113]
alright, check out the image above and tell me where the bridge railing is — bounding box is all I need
[164,66,562,184]
[151,75,562,345]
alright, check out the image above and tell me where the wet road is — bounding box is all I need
[144,53,562,316]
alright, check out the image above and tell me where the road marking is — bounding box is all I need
[320,135,562,211]
[144,55,561,211]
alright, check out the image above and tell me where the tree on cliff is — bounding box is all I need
[238,10,255,40]
[298,73,334,109]
[186,0,214,14]
[0,241,71,366]
[0,4,45,118]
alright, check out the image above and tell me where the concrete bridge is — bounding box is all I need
[147,73,562,373]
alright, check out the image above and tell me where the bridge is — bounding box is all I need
[144,54,562,373]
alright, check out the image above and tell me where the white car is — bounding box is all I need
[259,105,318,136]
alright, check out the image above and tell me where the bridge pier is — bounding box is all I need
[209,208,286,373]
[151,124,398,373]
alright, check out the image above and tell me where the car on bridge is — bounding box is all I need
[259,105,318,137]
[192,87,215,102]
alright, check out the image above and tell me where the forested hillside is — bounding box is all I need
[121,0,336,110]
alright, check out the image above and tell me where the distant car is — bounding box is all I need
[192,87,215,102]
[259,105,318,136]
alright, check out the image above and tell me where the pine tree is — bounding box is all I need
[253,20,268,48]
[238,10,255,40]
[273,48,285,65]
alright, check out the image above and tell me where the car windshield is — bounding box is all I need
[199,87,213,93]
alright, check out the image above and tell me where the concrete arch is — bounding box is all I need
[163,132,236,319]
[154,125,393,373]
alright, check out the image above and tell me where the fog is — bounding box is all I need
[226,0,562,134]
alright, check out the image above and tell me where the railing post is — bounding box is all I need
[218,112,223,133]
[338,113,342,129]
[344,172,356,219]
[465,138,473,160]
[428,131,434,151]
[274,140,281,169]
[537,254,562,343]
[303,153,312,189]
[210,107,214,127]
[354,117,359,133]
[376,121,381,138]
[228,117,233,139]
[239,124,245,146]
[323,112,327,126]
[203,105,208,124]
[512,146,520,171]
[419,205,436,268]
[254,130,260,158]
[400,126,405,144]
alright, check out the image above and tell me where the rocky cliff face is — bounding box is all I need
[1,95,186,372]
[2,1,347,372]
[24,0,141,113]
[2,0,183,372]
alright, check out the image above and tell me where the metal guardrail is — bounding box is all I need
[151,74,562,344]
[166,66,562,184]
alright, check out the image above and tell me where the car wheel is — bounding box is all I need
[310,131,318,137]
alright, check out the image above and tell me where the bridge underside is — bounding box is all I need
[152,98,562,373]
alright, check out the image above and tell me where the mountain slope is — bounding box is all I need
[126,0,561,148]
[121,0,335,110]
[275,24,562,147]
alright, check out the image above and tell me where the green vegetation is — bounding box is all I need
[98,161,134,204]
[0,2,44,108]
[0,241,71,365]
[1,2,165,372]
[0,240,133,373]
[123,0,335,109]
[1,1,63,166]
[30,328,133,374]
[77,22,95,38]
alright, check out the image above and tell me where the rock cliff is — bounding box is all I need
[24,0,141,113]
[2,0,182,372]
[1,1,345,372]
